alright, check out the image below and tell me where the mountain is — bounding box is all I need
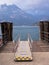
[25,2,49,21]
[0,4,36,26]
[0,4,49,26]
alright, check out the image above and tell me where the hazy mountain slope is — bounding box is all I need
[0,4,35,25]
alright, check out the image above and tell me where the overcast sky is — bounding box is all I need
[0,0,49,10]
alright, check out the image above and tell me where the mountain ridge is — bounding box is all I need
[0,4,35,25]
[0,4,49,25]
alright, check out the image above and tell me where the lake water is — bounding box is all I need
[0,26,40,41]
[13,26,40,41]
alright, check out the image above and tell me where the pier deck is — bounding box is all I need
[0,52,49,65]
[14,41,32,61]
[0,41,49,53]
[0,40,49,64]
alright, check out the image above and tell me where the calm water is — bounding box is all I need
[0,26,40,41]
[13,26,40,41]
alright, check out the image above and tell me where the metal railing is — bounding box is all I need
[13,34,20,42]
[13,33,33,52]
[13,34,20,52]
[28,33,33,50]
[28,33,33,43]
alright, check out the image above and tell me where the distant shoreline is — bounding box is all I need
[0,25,39,28]
[13,25,39,27]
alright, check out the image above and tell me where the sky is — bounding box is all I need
[0,0,49,10]
[0,0,49,19]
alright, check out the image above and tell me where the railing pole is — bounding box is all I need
[28,33,33,50]
[14,33,20,59]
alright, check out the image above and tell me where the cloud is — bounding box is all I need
[14,0,42,10]
[23,0,49,15]
[0,0,49,10]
